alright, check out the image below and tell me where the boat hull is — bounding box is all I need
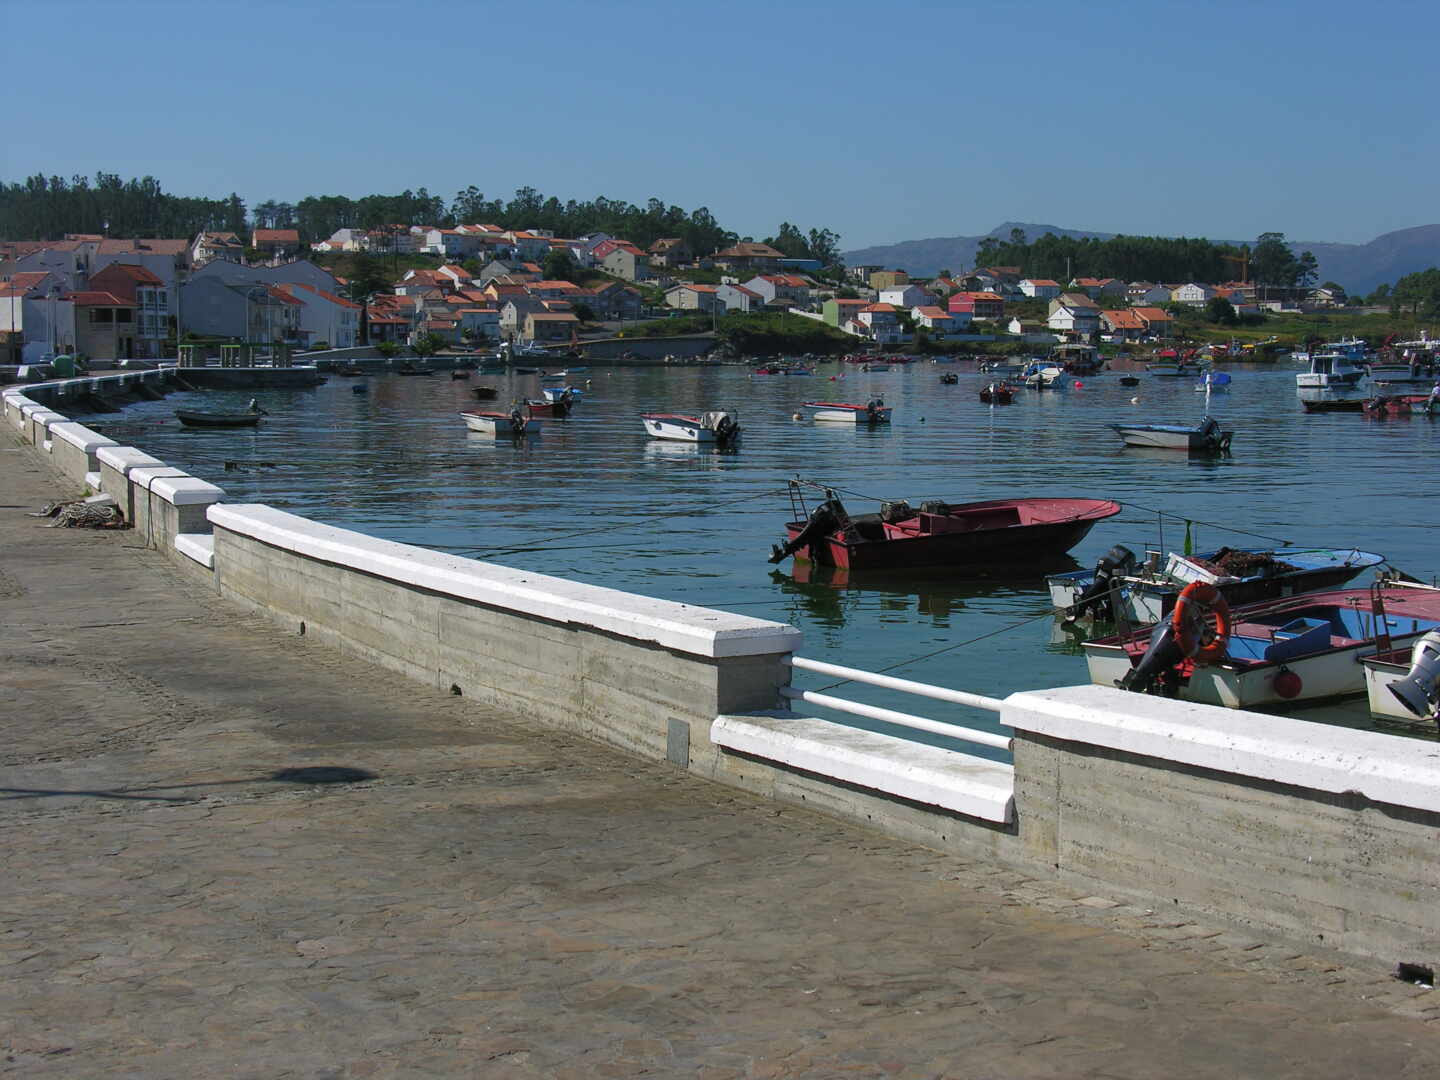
[1111,424,1233,451]
[1083,583,1440,709]
[803,402,892,423]
[175,410,261,428]
[783,498,1118,572]
[460,410,541,436]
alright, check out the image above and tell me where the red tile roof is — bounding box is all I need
[253,229,300,246]
[63,290,129,306]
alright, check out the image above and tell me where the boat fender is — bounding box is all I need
[1171,581,1231,665]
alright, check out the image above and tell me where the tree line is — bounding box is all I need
[973,228,1319,289]
[0,174,247,241]
[2,173,843,267]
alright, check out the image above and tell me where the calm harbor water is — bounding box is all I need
[84,360,1440,754]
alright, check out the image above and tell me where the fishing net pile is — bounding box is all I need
[29,498,126,529]
[1198,547,1300,577]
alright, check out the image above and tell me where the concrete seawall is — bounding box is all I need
[4,377,1438,973]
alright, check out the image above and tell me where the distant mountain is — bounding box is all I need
[843,222,1440,294]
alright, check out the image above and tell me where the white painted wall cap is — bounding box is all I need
[174,533,216,568]
[1003,684,1440,815]
[48,422,119,452]
[130,466,190,491]
[150,476,225,505]
[209,503,802,659]
[96,445,168,474]
[714,712,1014,822]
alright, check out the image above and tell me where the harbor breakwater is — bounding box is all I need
[5,374,1439,975]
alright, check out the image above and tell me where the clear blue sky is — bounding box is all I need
[6,0,1437,249]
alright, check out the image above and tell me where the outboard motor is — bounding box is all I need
[1388,629,1440,723]
[769,497,844,563]
[1118,621,1186,696]
[1063,545,1136,625]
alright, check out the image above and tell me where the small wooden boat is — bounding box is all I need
[802,399,891,424]
[396,363,433,376]
[640,410,740,445]
[860,362,891,372]
[1118,376,1141,387]
[1084,580,1440,710]
[451,369,470,380]
[541,384,583,403]
[1194,371,1232,392]
[526,393,573,418]
[175,401,267,428]
[768,481,1120,573]
[351,384,367,394]
[470,385,500,401]
[460,408,541,436]
[978,381,1014,404]
[1048,545,1387,625]
[940,372,959,385]
[1111,416,1232,452]
[1300,396,1365,413]
[1020,362,1068,389]
[1362,393,1436,417]
[334,365,367,376]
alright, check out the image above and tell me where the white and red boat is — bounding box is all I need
[640,410,740,445]
[1084,580,1440,710]
[460,408,541,436]
[802,399,891,424]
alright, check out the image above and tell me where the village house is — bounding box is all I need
[1171,282,1215,306]
[277,282,361,348]
[867,269,909,291]
[647,237,693,267]
[191,231,244,267]
[436,264,475,290]
[1126,281,1173,305]
[420,228,485,259]
[1069,277,1126,301]
[251,229,301,260]
[744,274,812,306]
[711,242,785,273]
[878,283,932,309]
[0,271,75,364]
[716,283,762,313]
[664,283,721,313]
[1131,306,1176,338]
[523,310,580,342]
[1019,278,1062,300]
[396,269,455,296]
[590,281,644,320]
[1047,293,1101,338]
[948,291,1005,321]
[65,291,137,360]
[1100,309,1148,341]
[500,297,547,338]
[821,297,869,327]
[87,263,170,358]
[846,264,883,284]
[593,240,652,282]
[911,305,960,334]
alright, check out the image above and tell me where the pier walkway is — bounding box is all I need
[2,426,1437,1078]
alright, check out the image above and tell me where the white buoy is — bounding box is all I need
[792,412,803,421]
[1130,396,1140,404]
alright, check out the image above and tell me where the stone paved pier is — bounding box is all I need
[2,426,1437,1078]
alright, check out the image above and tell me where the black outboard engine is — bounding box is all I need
[1118,622,1187,696]
[1063,545,1136,625]
[769,498,844,563]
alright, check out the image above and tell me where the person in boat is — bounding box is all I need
[246,398,268,415]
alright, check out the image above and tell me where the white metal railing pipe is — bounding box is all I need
[778,686,1013,752]
[785,655,1005,713]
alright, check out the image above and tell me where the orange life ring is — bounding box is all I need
[1171,581,1231,665]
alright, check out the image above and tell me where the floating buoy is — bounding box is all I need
[792,412,803,421]
[1074,380,1084,388]
[1130,396,1140,404]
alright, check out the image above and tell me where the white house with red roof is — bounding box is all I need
[664,283,721,313]
[597,241,651,282]
[1019,278,1062,300]
[278,282,362,348]
[716,283,762,313]
[911,305,963,333]
[1,272,75,363]
[744,274,812,306]
[1171,282,1215,306]
[948,291,1005,320]
[877,283,932,309]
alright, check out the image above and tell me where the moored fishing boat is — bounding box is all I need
[459,407,541,436]
[1049,544,1387,625]
[1083,579,1440,709]
[767,481,1120,572]
[1299,395,1365,413]
[1362,392,1437,417]
[525,392,574,418]
[640,410,740,445]
[1361,629,1440,727]
[175,400,267,428]
[803,399,891,423]
[541,384,583,403]
[1295,339,1368,389]
[1111,416,1232,452]
[979,381,1015,404]
[1020,361,1068,389]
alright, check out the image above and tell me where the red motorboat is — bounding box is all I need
[768,482,1120,572]
[524,391,574,418]
[1362,393,1436,417]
